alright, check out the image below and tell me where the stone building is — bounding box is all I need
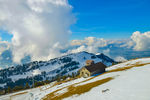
[80,60,106,78]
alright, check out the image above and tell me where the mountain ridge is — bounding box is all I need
[0,51,115,90]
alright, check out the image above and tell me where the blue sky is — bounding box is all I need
[0,30,13,41]
[0,0,150,41]
[69,0,150,40]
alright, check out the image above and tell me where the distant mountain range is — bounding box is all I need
[0,51,115,90]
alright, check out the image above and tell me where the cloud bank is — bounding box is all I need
[69,31,150,55]
[70,37,108,53]
[0,0,75,63]
[131,31,150,51]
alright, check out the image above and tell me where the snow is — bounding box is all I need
[0,83,6,88]
[1,57,150,100]
[115,56,127,62]
[107,57,150,71]
[64,59,150,100]
[33,69,41,76]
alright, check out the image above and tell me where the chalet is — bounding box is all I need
[80,60,106,78]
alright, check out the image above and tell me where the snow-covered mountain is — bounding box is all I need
[0,51,115,90]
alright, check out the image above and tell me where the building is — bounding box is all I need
[86,60,94,66]
[80,60,106,78]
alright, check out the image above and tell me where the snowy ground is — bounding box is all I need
[65,63,150,100]
[1,57,150,100]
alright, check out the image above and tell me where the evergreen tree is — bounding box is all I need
[56,74,61,82]
[62,75,67,80]
[7,87,11,93]
[13,86,24,92]
[25,83,30,89]
[72,72,75,78]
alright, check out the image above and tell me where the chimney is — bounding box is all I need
[86,60,94,66]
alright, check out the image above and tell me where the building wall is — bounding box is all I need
[80,68,91,78]
[91,68,105,75]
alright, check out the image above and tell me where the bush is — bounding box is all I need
[34,81,44,87]
[25,83,30,89]
[13,86,24,92]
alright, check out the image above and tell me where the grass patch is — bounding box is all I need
[43,77,113,100]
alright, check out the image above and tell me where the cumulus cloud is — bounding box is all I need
[115,56,127,62]
[0,37,10,55]
[71,37,107,46]
[120,40,134,48]
[0,0,75,63]
[70,37,108,53]
[131,31,150,51]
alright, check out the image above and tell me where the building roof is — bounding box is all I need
[86,60,94,65]
[84,62,106,73]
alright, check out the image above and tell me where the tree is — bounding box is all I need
[71,72,75,78]
[67,74,71,78]
[13,86,24,92]
[25,83,30,89]
[7,87,11,93]
[76,71,80,77]
[56,74,61,82]
[44,80,51,84]
[34,81,44,87]
[62,75,67,80]
[0,90,5,95]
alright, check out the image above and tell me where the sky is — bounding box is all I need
[69,0,150,40]
[0,30,12,41]
[0,0,150,68]
[0,0,150,41]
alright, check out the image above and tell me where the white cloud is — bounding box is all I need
[71,40,83,46]
[0,0,75,63]
[70,37,108,54]
[0,37,10,55]
[71,37,107,47]
[68,45,86,53]
[120,40,134,48]
[115,56,127,62]
[131,31,150,51]
[102,49,110,57]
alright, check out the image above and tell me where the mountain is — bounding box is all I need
[0,51,115,90]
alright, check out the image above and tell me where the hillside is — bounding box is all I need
[0,51,115,90]
[0,57,150,100]
[43,57,150,100]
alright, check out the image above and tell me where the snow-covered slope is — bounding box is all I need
[64,58,150,100]
[0,51,115,90]
[1,57,150,100]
